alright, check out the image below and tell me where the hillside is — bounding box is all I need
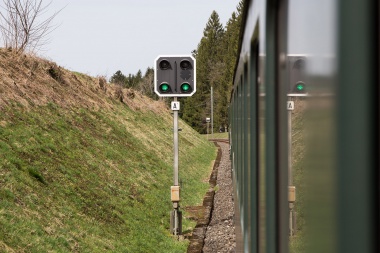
[0,49,216,252]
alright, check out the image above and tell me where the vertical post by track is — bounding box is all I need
[170,97,181,236]
[173,97,179,187]
[287,98,296,236]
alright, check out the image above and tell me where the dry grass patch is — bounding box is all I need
[0,49,167,115]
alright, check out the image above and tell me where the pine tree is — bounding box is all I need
[181,2,244,133]
[216,1,244,131]
[110,70,127,86]
[182,11,225,133]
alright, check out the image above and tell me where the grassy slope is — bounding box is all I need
[204,132,228,139]
[0,51,216,252]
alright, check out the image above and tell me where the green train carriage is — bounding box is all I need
[229,0,379,252]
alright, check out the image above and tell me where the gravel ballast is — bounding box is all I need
[202,141,236,252]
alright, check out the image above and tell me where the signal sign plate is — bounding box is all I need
[171,101,180,111]
[287,101,294,110]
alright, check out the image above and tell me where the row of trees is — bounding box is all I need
[109,67,158,100]
[109,1,243,133]
[181,2,243,133]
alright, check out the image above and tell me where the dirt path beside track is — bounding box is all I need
[186,141,236,253]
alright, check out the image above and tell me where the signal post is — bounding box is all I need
[170,98,181,235]
[287,55,307,236]
[154,55,196,236]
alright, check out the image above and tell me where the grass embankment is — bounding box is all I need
[208,132,228,139]
[0,50,216,252]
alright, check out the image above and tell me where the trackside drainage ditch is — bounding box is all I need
[186,142,222,253]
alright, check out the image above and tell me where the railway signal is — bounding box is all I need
[295,81,305,93]
[288,56,307,95]
[154,55,196,97]
[154,55,196,235]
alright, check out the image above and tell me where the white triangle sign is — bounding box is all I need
[287,101,294,111]
[171,101,180,111]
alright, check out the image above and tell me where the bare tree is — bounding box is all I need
[0,0,60,53]
[137,71,154,98]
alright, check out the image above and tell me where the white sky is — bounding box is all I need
[40,1,240,79]
[288,0,337,75]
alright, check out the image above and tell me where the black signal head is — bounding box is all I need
[159,60,171,70]
[180,60,192,70]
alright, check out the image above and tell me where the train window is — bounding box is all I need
[288,0,338,252]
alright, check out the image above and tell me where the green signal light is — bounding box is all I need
[296,82,305,92]
[159,83,170,93]
[181,83,191,93]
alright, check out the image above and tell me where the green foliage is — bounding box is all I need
[181,2,244,133]
[109,68,159,100]
[126,70,142,88]
[109,70,127,85]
